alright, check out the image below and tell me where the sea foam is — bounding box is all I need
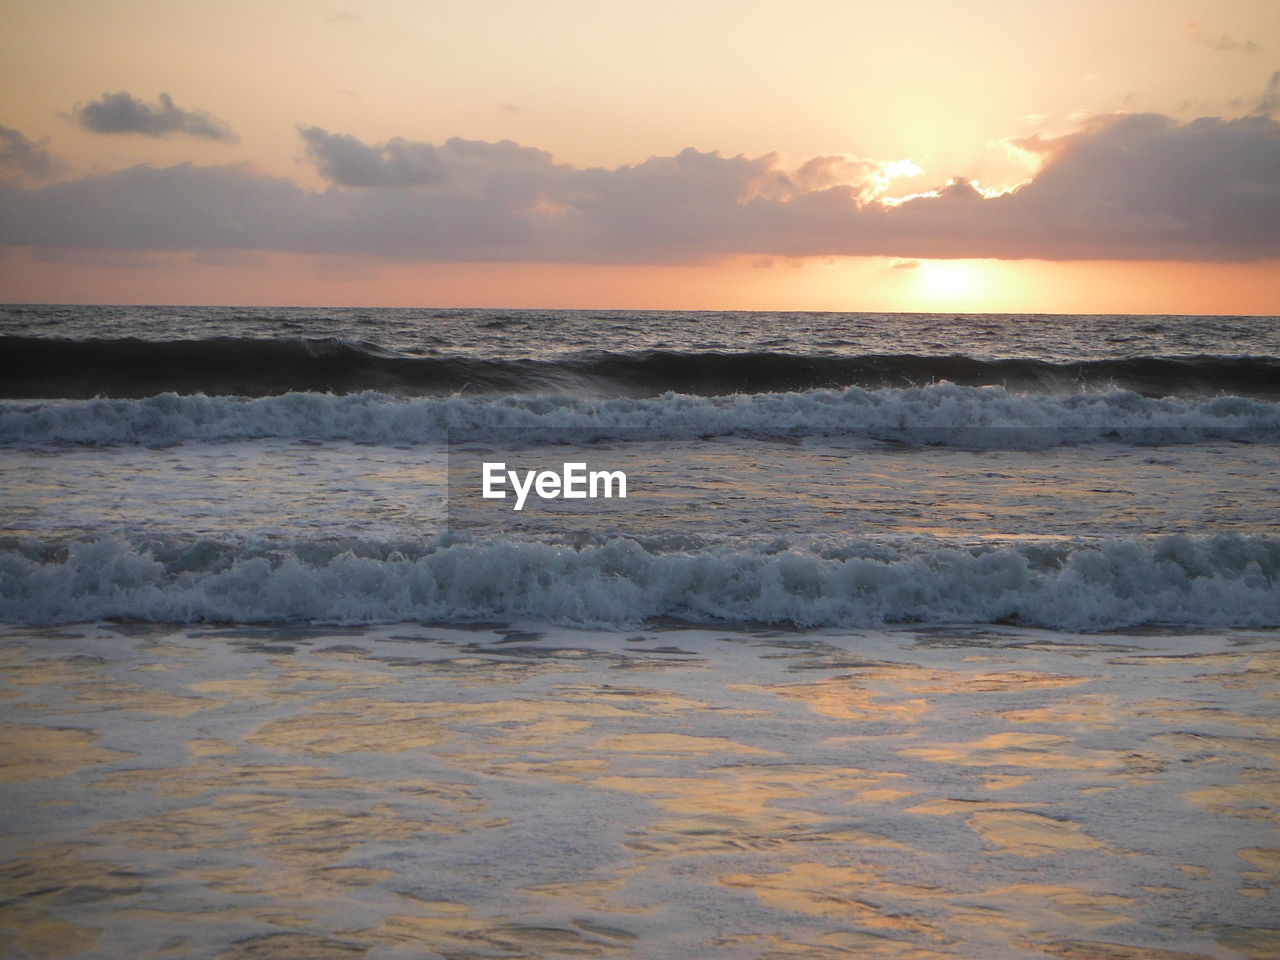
[2,533,1276,630]
[3,385,1279,448]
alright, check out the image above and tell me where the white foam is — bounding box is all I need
[2,386,1279,448]
[2,533,1276,629]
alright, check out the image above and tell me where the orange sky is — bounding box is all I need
[1,0,1278,312]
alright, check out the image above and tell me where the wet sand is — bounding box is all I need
[0,622,1277,959]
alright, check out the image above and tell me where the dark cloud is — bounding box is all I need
[980,113,1280,260]
[0,125,58,180]
[72,92,237,142]
[0,159,537,258]
[3,111,1278,263]
[298,126,560,191]
[1184,22,1260,53]
[299,126,448,187]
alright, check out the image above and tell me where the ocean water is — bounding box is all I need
[2,306,1279,958]
[2,306,1278,630]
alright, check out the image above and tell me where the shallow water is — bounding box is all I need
[1,621,1277,958]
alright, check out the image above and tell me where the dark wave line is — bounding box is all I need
[2,336,1278,399]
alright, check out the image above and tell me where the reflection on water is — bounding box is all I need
[0,623,1277,958]
[4,437,1279,545]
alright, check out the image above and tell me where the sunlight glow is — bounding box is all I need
[915,260,986,303]
[970,178,1028,199]
[867,158,924,199]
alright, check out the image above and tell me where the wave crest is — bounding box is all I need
[2,533,1276,630]
[3,385,1278,448]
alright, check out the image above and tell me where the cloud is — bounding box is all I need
[1259,71,1280,116]
[985,113,1280,259]
[0,158,540,258]
[299,126,444,187]
[0,125,59,180]
[1183,21,1260,53]
[72,92,237,142]
[3,111,1278,264]
[298,126,561,192]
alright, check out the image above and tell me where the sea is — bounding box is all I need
[2,306,1279,629]
[0,306,1277,958]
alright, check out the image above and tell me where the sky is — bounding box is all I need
[0,0,1278,313]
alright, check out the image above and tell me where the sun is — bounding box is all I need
[916,260,986,304]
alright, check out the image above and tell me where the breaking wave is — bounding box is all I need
[1,533,1276,630]
[4,384,1279,448]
